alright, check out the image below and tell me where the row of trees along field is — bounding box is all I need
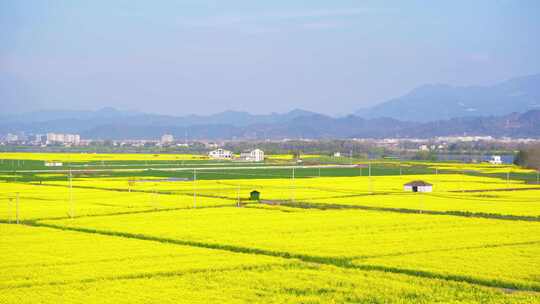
[514,143,540,170]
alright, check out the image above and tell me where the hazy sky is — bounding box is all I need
[2,0,540,115]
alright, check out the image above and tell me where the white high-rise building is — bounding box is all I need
[240,149,265,162]
[46,133,81,145]
[161,134,174,144]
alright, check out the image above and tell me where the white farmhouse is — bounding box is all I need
[404,181,433,193]
[44,161,63,167]
[489,155,502,165]
[240,149,265,162]
[208,148,232,160]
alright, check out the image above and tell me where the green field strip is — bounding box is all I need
[350,263,540,293]
[428,192,540,203]
[278,201,540,222]
[348,240,540,260]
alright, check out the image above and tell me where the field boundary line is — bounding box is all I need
[349,240,540,260]
[0,164,357,174]
[27,204,237,222]
[0,262,299,290]
[351,264,540,293]
[449,187,540,193]
[275,201,540,222]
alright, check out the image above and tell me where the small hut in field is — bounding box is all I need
[404,181,433,193]
[250,190,260,201]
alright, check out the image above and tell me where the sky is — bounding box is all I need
[1,0,540,115]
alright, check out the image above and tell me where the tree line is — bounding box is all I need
[514,143,540,170]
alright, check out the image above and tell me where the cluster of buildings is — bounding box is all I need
[46,133,81,145]
[0,132,84,146]
[208,148,265,162]
[117,134,187,147]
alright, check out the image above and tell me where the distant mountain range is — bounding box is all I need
[1,107,539,140]
[2,73,539,139]
[0,107,319,128]
[356,74,540,122]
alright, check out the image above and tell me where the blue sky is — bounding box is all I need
[2,0,539,115]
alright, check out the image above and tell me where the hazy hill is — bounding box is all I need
[0,108,318,128]
[356,74,540,122]
[2,108,538,140]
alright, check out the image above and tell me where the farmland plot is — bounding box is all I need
[43,207,540,293]
[1,224,539,304]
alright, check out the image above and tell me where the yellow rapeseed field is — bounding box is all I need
[0,152,206,162]
[0,155,539,303]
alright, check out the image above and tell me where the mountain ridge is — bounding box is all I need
[356,73,540,122]
[1,108,538,140]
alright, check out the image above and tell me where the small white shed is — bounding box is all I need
[489,155,502,165]
[404,181,433,193]
[44,161,63,167]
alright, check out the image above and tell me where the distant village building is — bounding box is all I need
[489,155,502,165]
[333,152,342,157]
[46,133,80,145]
[209,148,232,159]
[34,134,44,144]
[240,149,265,162]
[404,181,433,192]
[161,134,174,145]
[419,145,429,151]
[44,161,63,167]
[6,133,19,143]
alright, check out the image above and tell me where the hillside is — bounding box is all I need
[356,74,540,122]
[2,109,539,139]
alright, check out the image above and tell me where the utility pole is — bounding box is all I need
[368,162,373,194]
[419,193,423,214]
[193,168,197,208]
[237,186,240,207]
[462,170,465,193]
[8,197,12,224]
[16,192,20,224]
[291,167,295,203]
[154,188,158,210]
[69,170,74,218]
